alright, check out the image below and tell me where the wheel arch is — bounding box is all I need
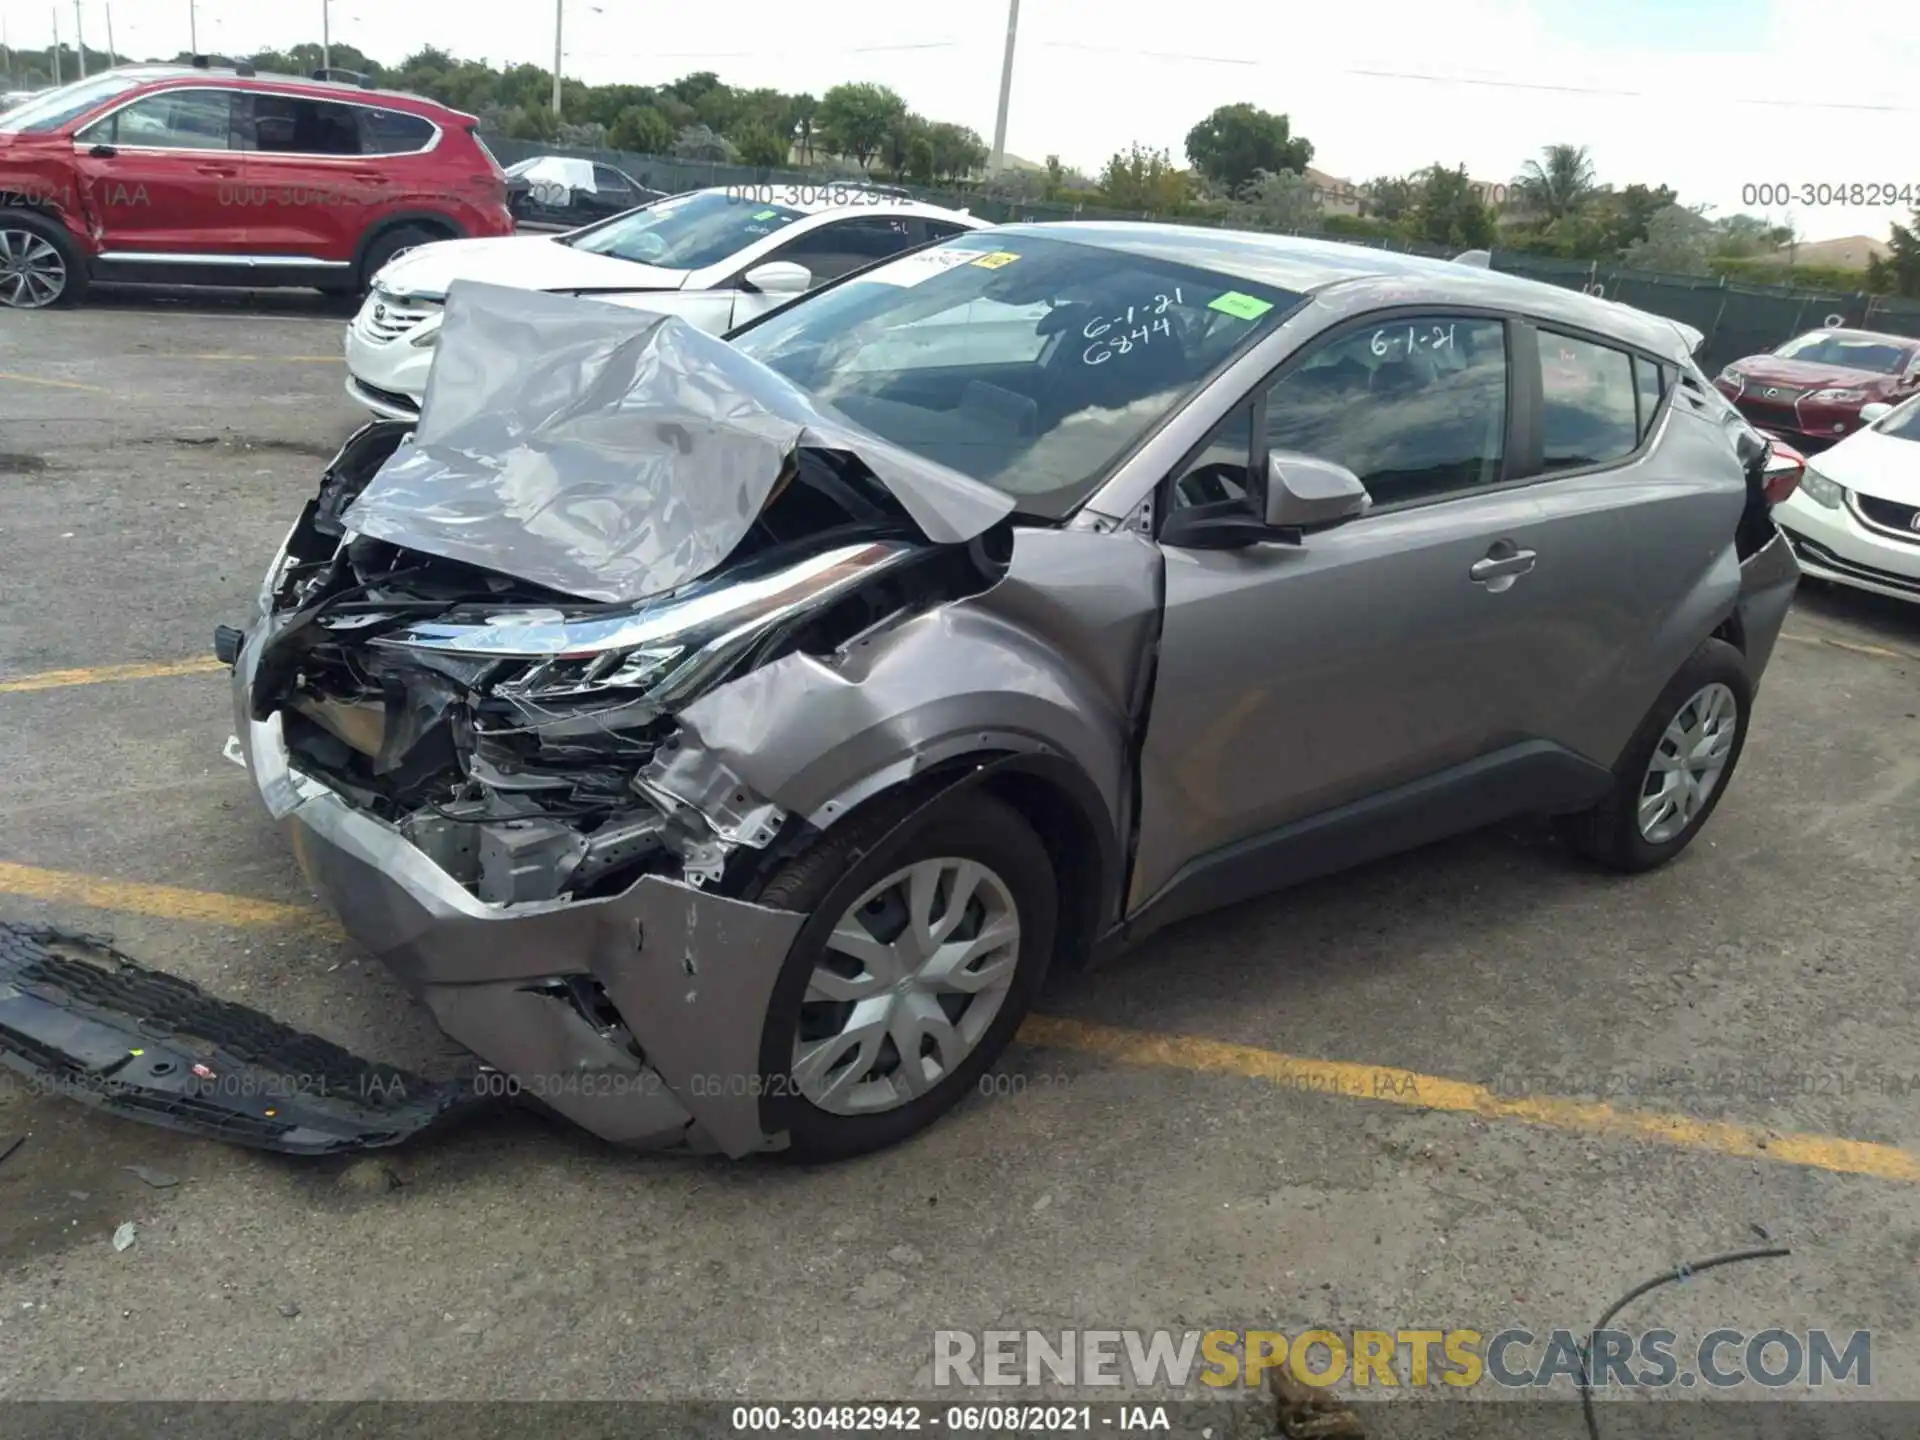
[352,210,464,282]
[745,749,1122,980]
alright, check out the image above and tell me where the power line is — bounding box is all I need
[1042,43,1920,112]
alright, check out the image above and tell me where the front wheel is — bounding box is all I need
[356,224,440,294]
[0,212,87,309]
[1557,637,1753,872]
[753,790,1057,1161]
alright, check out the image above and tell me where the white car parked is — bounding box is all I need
[343,186,988,419]
[1775,393,1920,604]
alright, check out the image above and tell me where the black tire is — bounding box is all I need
[1556,637,1753,873]
[356,224,441,293]
[0,209,88,309]
[752,789,1058,1161]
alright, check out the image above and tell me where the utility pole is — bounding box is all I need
[322,0,330,71]
[74,0,86,77]
[104,2,114,62]
[550,0,562,117]
[189,0,197,57]
[988,0,1019,175]
[51,7,61,84]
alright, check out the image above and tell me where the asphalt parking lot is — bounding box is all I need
[2,291,1919,1414]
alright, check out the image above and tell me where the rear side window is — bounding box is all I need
[1538,330,1639,472]
[80,89,235,149]
[360,107,435,155]
[247,93,363,155]
[1633,356,1669,441]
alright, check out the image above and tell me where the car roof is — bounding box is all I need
[990,222,1700,361]
[685,185,981,225]
[108,65,460,117]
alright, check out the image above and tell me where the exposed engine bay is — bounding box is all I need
[248,418,1011,907]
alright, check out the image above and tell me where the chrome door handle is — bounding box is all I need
[1470,549,1536,583]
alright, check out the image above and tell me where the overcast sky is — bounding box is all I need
[8,0,1917,243]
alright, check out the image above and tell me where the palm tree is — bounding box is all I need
[1512,144,1597,221]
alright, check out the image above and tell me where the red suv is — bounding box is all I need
[0,61,515,308]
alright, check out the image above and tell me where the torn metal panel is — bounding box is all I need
[0,923,473,1156]
[670,528,1162,844]
[340,281,1015,604]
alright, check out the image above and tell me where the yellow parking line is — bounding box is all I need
[1018,1015,1920,1185]
[0,371,108,392]
[1778,630,1914,663]
[173,353,344,363]
[0,852,1910,1184]
[0,862,331,932]
[0,658,226,694]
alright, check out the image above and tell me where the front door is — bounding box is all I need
[1132,311,1555,915]
[69,87,245,255]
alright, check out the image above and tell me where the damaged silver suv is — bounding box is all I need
[12,225,1802,1163]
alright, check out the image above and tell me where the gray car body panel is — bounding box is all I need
[343,280,1015,605]
[189,230,1791,1156]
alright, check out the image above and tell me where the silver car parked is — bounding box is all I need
[1,225,1800,1161]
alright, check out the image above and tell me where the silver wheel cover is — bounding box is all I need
[1637,682,1739,844]
[792,856,1021,1116]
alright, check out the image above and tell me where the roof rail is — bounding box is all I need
[189,54,256,76]
[311,67,376,89]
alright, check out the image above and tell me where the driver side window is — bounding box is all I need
[1265,316,1509,508]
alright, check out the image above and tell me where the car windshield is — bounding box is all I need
[731,231,1302,517]
[1772,332,1913,374]
[0,71,144,133]
[561,189,803,269]
[1870,394,1920,442]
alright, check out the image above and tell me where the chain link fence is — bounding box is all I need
[484,133,1920,373]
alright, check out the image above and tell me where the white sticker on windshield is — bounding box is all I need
[861,248,982,288]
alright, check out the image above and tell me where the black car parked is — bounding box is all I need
[505,156,668,229]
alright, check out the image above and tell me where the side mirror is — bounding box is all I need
[1263,451,1371,530]
[743,261,812,295]
[1858,402,1893,424]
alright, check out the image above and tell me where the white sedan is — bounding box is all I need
[1774,393,1920,604]
[343,186,987,420]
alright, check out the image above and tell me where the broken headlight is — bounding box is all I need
[494,646,686,700]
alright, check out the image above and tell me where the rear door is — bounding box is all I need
[69,87,245,254]
[237,89,377,262]
[1497,324,1741,769]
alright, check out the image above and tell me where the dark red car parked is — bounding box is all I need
[1714,328,1920,450]
[0,61,515,308]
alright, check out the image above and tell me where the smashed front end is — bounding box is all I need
[219,282,1019,1155]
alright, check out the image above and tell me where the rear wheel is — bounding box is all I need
[356,224,440,294]
[1557,638,1752,872]
[0,211,87,309]
[753,790,1057,1160]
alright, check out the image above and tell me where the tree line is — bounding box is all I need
[6,42,1916,295]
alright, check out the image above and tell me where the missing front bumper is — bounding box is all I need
[0,923,473,1155]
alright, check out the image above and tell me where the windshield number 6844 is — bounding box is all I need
[1083,291,1184,366]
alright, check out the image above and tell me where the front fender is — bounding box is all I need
[668,525,1163,882]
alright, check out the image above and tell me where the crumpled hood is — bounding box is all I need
[373,235,686,300]
[340,280,1017,605]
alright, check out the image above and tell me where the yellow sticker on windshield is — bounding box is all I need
[752,209,778,220]
[972,251,1021,269]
